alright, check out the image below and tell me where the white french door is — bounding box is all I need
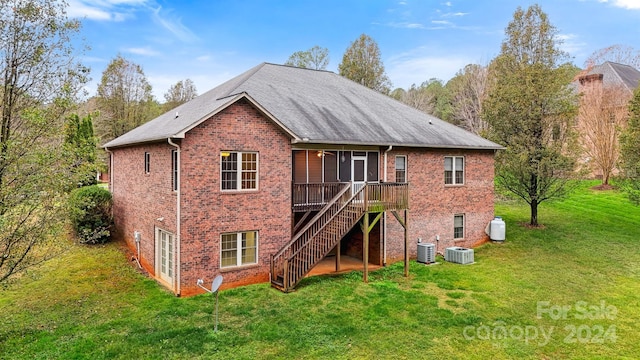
[156,228,174,284]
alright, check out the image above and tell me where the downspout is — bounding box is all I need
[168,138,181,295]
[383,145,393,266]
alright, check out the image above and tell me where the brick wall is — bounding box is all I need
[178,99,292,296]
[111,142,177,286]
[110,100,496,295]
[384,148,495,262]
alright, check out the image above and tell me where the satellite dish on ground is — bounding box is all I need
[211,275,223,293]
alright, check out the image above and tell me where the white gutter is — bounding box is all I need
[383,145,393,266]
[168,138,181,296]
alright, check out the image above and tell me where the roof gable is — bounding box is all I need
[104,63,502,150]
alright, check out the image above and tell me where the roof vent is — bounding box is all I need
[175,112,179,119]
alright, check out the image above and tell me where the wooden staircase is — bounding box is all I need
[271,182,409,292]
[271,183,365,292]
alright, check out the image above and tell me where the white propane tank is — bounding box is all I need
[490,216,506,241]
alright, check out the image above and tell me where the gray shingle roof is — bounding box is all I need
[104,63,502,150]
[585,61,640,92]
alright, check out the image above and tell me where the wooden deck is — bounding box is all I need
[307,255,381,276]
[272,182,408,292]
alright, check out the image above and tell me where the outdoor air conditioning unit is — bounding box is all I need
[417,243,435,264]
[445,247,474,265]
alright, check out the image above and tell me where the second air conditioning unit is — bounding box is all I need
[445,247,474,265]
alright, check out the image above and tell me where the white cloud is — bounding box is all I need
[150,6,198,42]
[601,0,640,9]
[68,0,197,42]
[124,47,160,56]
[67,0,147,21]
[386,22,426,29]
[386,47,471,88]
[442,12,469,17]
[556,33,588,57]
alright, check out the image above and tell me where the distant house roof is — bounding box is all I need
[104,63,502,150]
[582,61,640,92]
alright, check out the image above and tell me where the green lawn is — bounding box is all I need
[1,181,639,359]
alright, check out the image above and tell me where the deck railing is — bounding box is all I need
[292,182,348,212]
[272,182,409,292]
[365,182,409,212]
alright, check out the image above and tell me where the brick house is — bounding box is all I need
[104,63,502,296]
[575,61,640,181]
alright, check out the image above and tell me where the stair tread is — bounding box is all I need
[272,192,368,292]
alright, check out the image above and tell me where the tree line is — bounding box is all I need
[2,0,640,283]
[301,6,640,227]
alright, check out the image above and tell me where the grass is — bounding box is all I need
[1,180,639,359]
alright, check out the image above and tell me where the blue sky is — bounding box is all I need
[68,0,640,100]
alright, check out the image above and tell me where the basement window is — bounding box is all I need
[220,231,258,268]
[454,214,465,239]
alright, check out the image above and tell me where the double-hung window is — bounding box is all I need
[171,149,178,191]
[395,155,407,183]
[454,214,464,239]
[444,156,464,185]
[221,151,258,191]
[144,152,150,174]
[220,231,258,268]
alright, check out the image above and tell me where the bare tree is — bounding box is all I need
[446,64,489,135]
[95,55,158,142]
[577,76,631,185]
[584,44,640,69]
[398,83,436,114]
[164,79,197,111]
[285,45,330,70]
[391,79,447,117]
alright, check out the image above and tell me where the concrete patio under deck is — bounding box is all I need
[306,255,382,277]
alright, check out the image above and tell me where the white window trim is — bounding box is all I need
[395,155,407,183]
[220,231,259,269]
[144,152,150,174]
[454,214,465,239]
[220,151,259,191]
[171,149,178,192]
[445,156,465,185]
[155,227,175,284]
